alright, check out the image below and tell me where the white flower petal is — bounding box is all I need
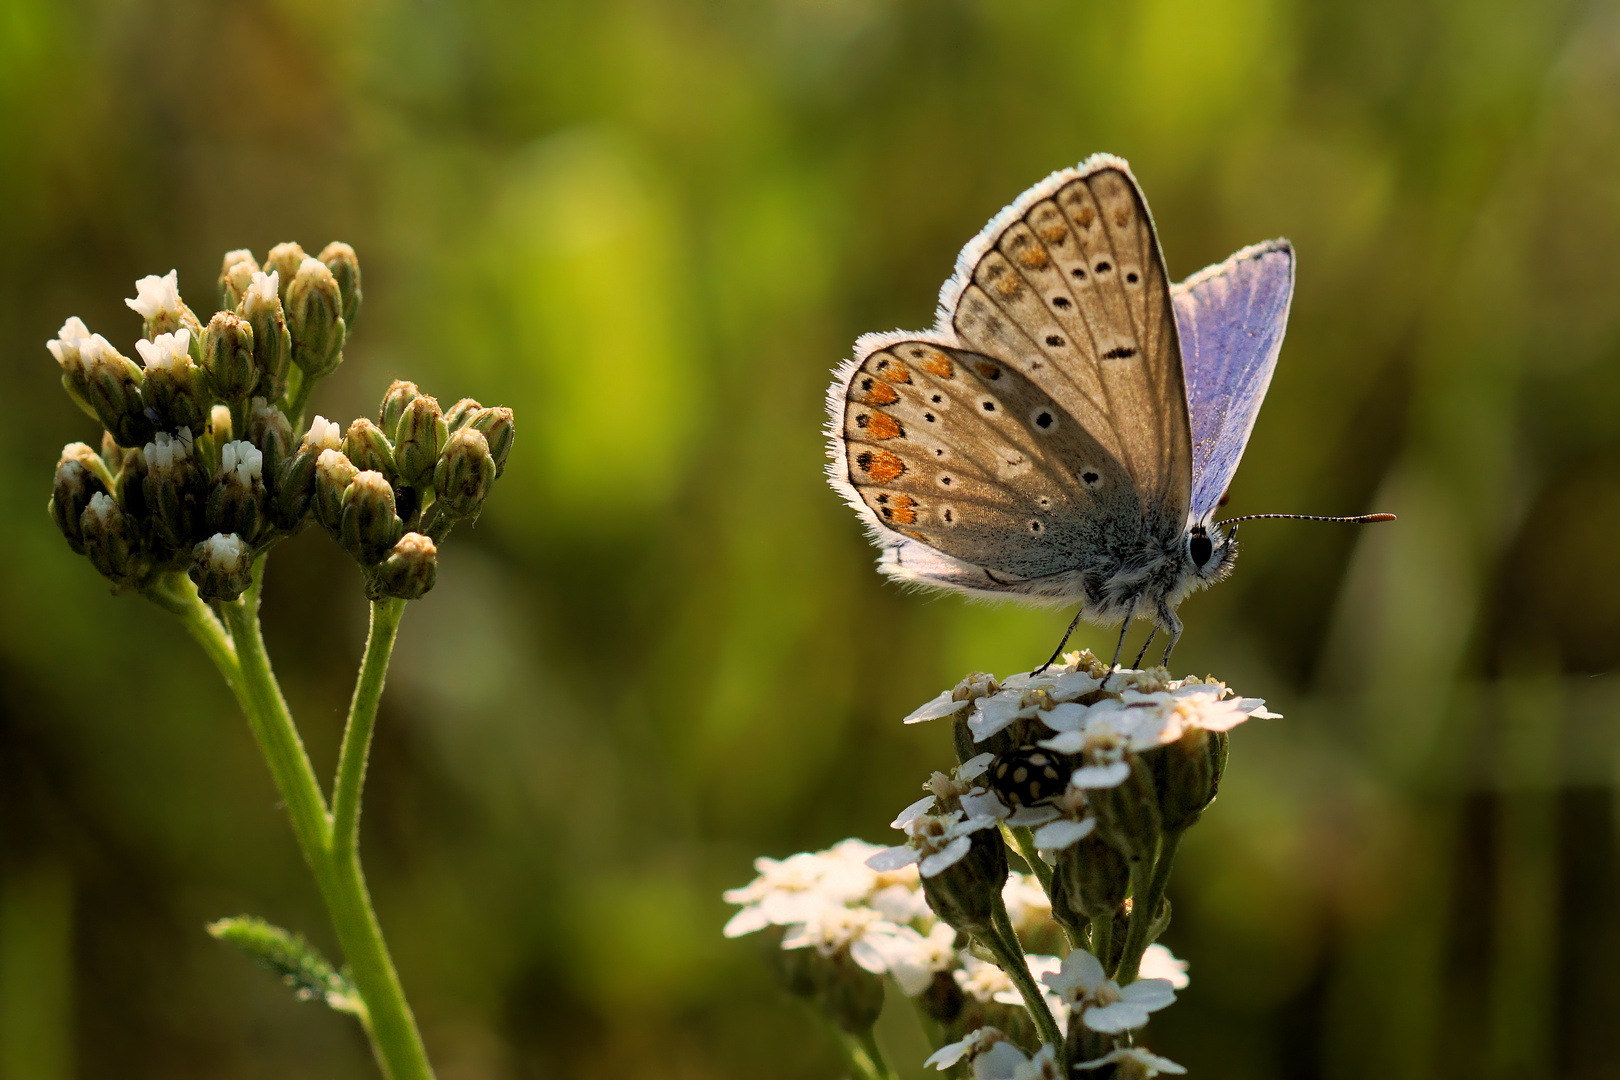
[849,937,889,975]
[892,795,938,828]
[905,690,967,725]
[1004,805,1062,827]
[1032,817,1096,849]
[867,845,921,872]
[960,789,1011,820]
[1036,731,1085,754]
[721,907,771,938]
[1140,943,1189,989]
[919,835,973,877]
[1120,976,1177,1011]
[1071,761,1132,789]
[972,1042,1032,1080]
[969,696,1028,741]
[1035,701,1087,732]
[1073,1048,1186,1075]
[958,751,995,779]
[1082,1000,1151,1032]
[1043,947,1107,996]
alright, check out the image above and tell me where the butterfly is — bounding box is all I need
[826,153,1390,671]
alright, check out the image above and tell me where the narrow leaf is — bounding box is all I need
[207,915,366,1018]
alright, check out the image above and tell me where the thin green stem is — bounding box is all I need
[1115,830,1183,984]
[285,367,316,431]
[1002,823,1054,896]
[323,598,432,1080]
[144,573,239,687]
[985,905,1065,1054]
[1089,914,1113,972]
[827,1025,899,1080]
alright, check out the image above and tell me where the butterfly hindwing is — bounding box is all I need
[1172,240,1294,522]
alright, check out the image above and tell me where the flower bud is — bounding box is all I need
[394,396,446,490]
[286,257,346,379]
[114,444,153,527]
[47,317,101,421]
[342,417,396,479]
[144,429,201,549]
[245,398,294,486]
[239,270,292,400]
[370,532,437,600]
[314,448,358,532]
[812,950,887,1036]
[339,470,404,565]
[378,380,420,442]
[318,241,362,328]
[80,333,156,448]
[264,242,306,303]
[208,440,267,543]
[433,428,494,519]
[1054,832,1131,924]
[219,249,260,310]
[467,406,514,478]
[919,828,1008,937]
[272,416,342,530]
[1088,757,1162,864]
[100,431,126,475]
[1154,728,1228,833]
[126,270,203,341]
[189,532,253,601]
[50,449,109,554]
[81,492,138,584]
[201,312,258,404]
[136,328,210,433]
[443,397,482,431]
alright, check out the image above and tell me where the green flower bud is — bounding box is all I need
[395,396,446,490]
[136,328,211,433]
[245,398,294,486]
[1154,727,1228,833]
[100,431,126,477]
[202,312,258,404]
[339,470,404,565]
[80,333,156,448]
[264,242,306,304]
[1054,831,1131,923]
[143,429,201,549]
[918,827,1008,937]
[219,249,260,310]
[369,532,437,600]
[114,444,153,526]
[272,416,343,530]
[443,397,482,431]
[50,449,109,554]
[1089,756,1162,864]
[286,257,346,380]
[81,492,138,584]
[467,406,514,478]
[811,950,887,1036]
[342,417,396,479]
[207,440,267,543]
[239,269,292,401]
[47,318,101,422]
[314,448,358,532]
[189,533,253,601]
[378,380,420,442]
[64,441,117,491]
[318,241,362,328]
[432,428,494,519]
[126,270,204,342]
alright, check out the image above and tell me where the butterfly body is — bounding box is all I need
[828,154,1292,665]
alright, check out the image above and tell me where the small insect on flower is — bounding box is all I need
[988,744,1070,808]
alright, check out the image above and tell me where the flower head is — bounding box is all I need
[126,270,184,323]
[1073,1047,1187,1077]
[134,328,192,371]
[1041,948,1176,1033]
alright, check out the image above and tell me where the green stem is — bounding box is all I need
[205,566,432,1080]
[145,573,239,686]
[827,1025,899,1080]
[984,905,1065,1055]
[1002,823,1054,896]
[1115,830,1182,984]
[1089,914,1113,972]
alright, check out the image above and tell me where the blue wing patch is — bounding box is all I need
[1174,240,1294,523]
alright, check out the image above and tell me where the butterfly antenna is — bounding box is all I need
[1213,512,1396,528]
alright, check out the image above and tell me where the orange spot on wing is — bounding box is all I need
[1074,205,1096,228]
[994,273,1024,298]
[1113,206,1131,226]
[855,448,905,482]
[973,361,1001,380]
[1017,245,1051,270]
[920,352,954,378]
[877,493,918,525]
[874,357,912,384]
[866,412,903,440]
[858,380,899,405]
[1038,222,1068,244]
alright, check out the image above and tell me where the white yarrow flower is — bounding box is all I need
[722,847,878,938]
[1140,943,1189,989]
[868,808,999,878]
[1041,948,1176,1033]
[242,269,280,313]
[126,270,183,322]
[862,920,958,995]
[1073,1047,1187,1076]
[134,328,191,370]
[47,317,93,372]
[198,532,248,569]
[304,415,344,452]
[218,440,263,486]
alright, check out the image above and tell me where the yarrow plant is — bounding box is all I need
[724,651,1276,1078]
[46,243,515,1080]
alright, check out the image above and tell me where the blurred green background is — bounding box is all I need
[3,0,1619,1077]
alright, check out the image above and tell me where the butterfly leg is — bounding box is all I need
[1035,606,1088,674]
[1100,595,1142,687]
[1156,603,1184,669]
[1132,627,1158,669]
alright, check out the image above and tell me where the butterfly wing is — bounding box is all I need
[827,154,1194,597]
[1172,239,1294,523]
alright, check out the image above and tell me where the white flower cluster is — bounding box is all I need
[724,841,1078,1000]
[134,328,191,371]
[927,1024,1186,1078]
[125,270,184,323]
[218,440,264,488]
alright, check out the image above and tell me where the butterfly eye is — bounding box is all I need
[1190,534,1214,568]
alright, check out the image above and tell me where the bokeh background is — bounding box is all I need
[3,0,1619,1077]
